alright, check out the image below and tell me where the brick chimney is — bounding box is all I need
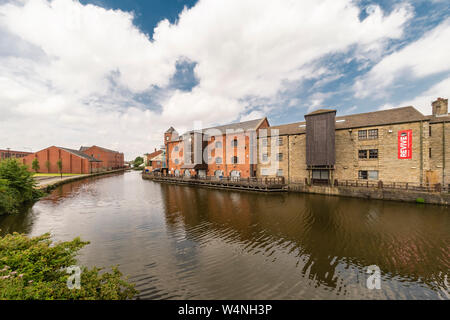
[432,97,448,116]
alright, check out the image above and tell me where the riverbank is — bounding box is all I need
[37,168,129,193]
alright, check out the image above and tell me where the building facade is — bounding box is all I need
[144,149,164,171]
[164,118,270,178]
[0,149,32,160]
[79,146,125,170]
[258,98,449,187]
[22,146,102,174]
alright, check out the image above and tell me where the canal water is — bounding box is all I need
[0,171,448,300]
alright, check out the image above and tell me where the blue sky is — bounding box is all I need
[0,0,449,158]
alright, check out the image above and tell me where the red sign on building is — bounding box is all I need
[398,130,412,159]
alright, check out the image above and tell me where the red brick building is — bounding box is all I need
[164,118,270,178]
[79,146,125,170]
[144,149,164,171]
[22,146,102,174]
[0,149,32,160]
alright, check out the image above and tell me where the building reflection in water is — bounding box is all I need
[160,184,449,295]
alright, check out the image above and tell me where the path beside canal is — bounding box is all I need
[36,169,128,191]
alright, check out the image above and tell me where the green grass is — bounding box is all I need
[33,173,82,177]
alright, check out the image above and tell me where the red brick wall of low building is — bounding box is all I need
[82,146,124,170]
[22,146,101,174]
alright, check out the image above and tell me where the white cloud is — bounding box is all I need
[380,77,450,114]
[0,0,413,158]
[355,18,450,98]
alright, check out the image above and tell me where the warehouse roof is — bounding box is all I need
[59,147,102,162]
[266,106,428,136]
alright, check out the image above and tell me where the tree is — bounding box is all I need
[133,156,144,168]
[0,159,42,215]
[45,160,51,173]
[56,159,63,179]
[31,158,40,173]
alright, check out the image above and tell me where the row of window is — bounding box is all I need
[173,157,239,165]
[358,149,378,160]
[358,129,378,140]
[358,170,379,180]
[261,137,283,147]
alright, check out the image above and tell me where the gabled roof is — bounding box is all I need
[267,106,427,136]
[426,114,450,124]
[145,150,163,160]
[59,147,102,162]
[165,127,176,133]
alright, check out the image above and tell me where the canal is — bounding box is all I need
[0,171,448,299]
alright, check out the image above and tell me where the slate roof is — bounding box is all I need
[266,106,428,136]
[79,145,121,154]
[168,118,268,142]
[59,147,102,162]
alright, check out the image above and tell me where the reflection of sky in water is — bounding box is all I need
[0,171,448,300]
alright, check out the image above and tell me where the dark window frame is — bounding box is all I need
[358,150,368,159]
[358,130,367,140]
[369,149,378,159]
[368,129,379,140]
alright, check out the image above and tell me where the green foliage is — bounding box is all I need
[133,156,144,168]
[0,160,43,215]
[31,158,40,173]
[45,160,51,172]
[416,197,425,204]
[0,233,137,300]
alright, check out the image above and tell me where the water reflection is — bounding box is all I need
[0,171,448,300]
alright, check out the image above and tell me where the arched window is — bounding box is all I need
[174,169,180,177]
[215,157,222,164]
[230,170,241,180]
[215,141,222,149]
[214,170,224,179]
[184,170,191,177]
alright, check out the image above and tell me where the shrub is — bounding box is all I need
[0,160,43,215]
[0,233,137,300]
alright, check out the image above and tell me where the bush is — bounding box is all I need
[0,233,137,300]
[0,160,43,215]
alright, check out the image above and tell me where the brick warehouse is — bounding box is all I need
[164,118,270,178]
[79,146,125,170]
[22,146,102,174]
[257,98,449,187]
[0,149,32,160]
[161,98,449,187]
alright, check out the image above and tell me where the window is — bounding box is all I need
[174,159,179,165]
[369,149,378,159]
[358,170,368,180]
[215,141,222,149]
[277,137,283,146]
[262,153,269,162]
[215,157,222,164]
[261,168,269,176]
[368,129,378,140]
[166,136,169,141]
[312,170,329,180]
[358,130,367,140]
[429,148,432,158]
[277,169,284,177]
[231,139,238,147]
[429,126,432,137]
[277,153,283,161]
[358,150,368,159]
[174,146,179,152]
[368,171,379,180]
[231,156,238,164]
[262,138,268,147]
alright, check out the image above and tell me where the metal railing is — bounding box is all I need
[288,178,449,193]
[143,172,285,186]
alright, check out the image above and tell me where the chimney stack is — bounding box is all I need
[432,97,448,116]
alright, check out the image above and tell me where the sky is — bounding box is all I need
[0,0,449,160]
